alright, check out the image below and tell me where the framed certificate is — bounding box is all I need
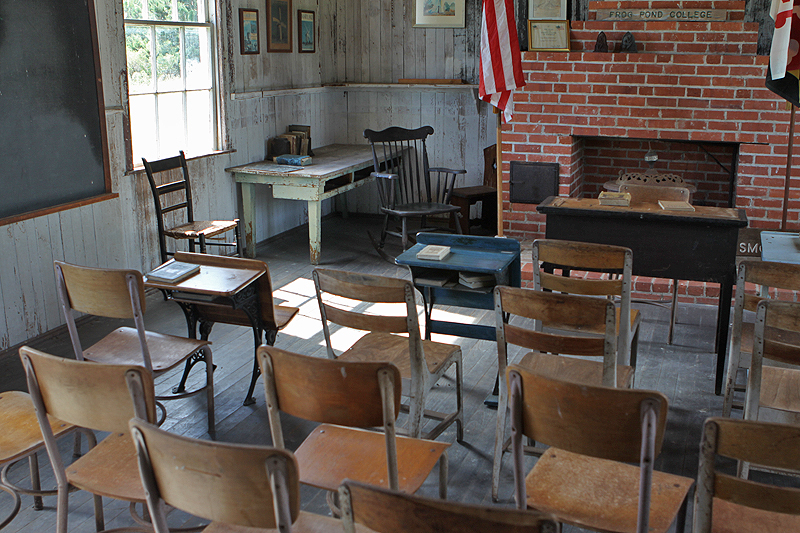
[528,20,570,51]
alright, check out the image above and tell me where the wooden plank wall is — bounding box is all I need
[0,0,493,349]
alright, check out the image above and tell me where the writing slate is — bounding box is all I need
[0,0,110,222]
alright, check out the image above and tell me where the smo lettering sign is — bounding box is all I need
[595,8,726,21]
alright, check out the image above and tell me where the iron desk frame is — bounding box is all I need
[145,260,265,405]
[395,233,521,342]
[537,196,747,395]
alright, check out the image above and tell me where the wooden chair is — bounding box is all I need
[142,151,240,264]
[533,239,641,369]
[313,268,463,441]
[450,144,497,235]
[258,346,449,505]
[491,286,631,501]
[54,260,216,435]
[722,261,800,418]
[19,346,157,533]
[171,251,299,406]
[508,365,693,533]
[339,479,560,533]
[363,126,465,250]
[0,391,79,530]
[694,417,800,532]
[130,418,342,533]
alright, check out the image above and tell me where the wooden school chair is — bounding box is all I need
[491,286,630,501]
[533,239,641,370]
[171,251,299,406]
[508,365,693,533]
[142,151,240,264]
[363,126,465,251]
[19,346,157,533]
[694,417,800,532]
[722,260,800,418]
[129,419,342,533]
[313,268,463,441]
[258,347,450,508]
[0,391,79,530]
[339,479,560,533]
[54,260,216,436]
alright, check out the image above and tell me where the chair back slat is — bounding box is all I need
[760,300,800,365]
[340,480,559,533]
[538,271,623,297]
[536,239,628,271]
[315,268,407,303]
[258,346,401,428]
[742,292,765,313]
[130,419,299,529]
[323,305,409,334]
[713,417,800,472]
[715,474,800,515]
[55,260,144,319]
[20,346,156,433]
[742,259,800,289]
[505,324,606,356]
[497,286,611,333]
[509,365,668,463]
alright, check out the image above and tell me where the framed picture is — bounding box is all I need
[267,0,292,52]
[528,20,569,51]
[239,9,259,54]
[414,0,465,28]
[298,10,315,53]
[528,0,566,20]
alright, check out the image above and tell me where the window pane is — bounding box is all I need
[186,90,214,155]
[147,0,173,21]
[185,27,211,90]
[129,93,157,162]
[157,92,187,157]
[126,25,153,94]
[156,26,183,92]
[177,0,200,22]
[123,0,143,19]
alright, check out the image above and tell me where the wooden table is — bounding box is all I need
[537,196,748,395]
[227,144,381,264]
[144,256,266,405]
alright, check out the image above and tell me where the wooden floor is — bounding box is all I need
[0,214,734,532]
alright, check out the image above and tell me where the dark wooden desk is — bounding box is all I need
[395,233,521,342]
[537,196,748,395]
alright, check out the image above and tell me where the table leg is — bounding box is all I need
[714,280,734,395]
[308,200,322,265]
[241,181,257,258]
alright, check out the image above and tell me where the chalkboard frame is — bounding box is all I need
[0,0,115,227]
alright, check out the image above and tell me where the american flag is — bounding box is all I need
[478,0,525,122]
[766,0,800,106]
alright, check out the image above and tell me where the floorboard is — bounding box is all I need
[0,214,757,532]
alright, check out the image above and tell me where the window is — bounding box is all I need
[124,0,218,163]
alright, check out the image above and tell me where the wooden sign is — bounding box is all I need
[595,8,726,21]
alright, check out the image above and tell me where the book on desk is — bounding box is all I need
[145,260,200,283]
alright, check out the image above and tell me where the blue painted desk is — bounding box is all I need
[761,230,800,264]
[395,233,521,341]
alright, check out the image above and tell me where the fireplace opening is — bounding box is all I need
[579,137,739,208]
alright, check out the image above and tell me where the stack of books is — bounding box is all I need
[145,260,200,283]
[458,272,495,289]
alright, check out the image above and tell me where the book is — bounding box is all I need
[458,272,495,289]
[414,273,454,287]
[146,260,200,283]
[416,245,451,261]
[275,154,312,166]
[658,200,695,212]
[599,191,631,207]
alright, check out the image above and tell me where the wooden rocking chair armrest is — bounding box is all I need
[428,167,467,175]
[371,171,398,180]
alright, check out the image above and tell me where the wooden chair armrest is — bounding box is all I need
[429,167,467,175]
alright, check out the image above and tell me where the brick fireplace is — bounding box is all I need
[503,1,797,302]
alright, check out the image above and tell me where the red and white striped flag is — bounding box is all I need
[479,0,525,123]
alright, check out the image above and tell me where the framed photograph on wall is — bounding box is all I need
[528,20,569,51]
[414,0,466,28]
[267,0,292,52]
[239,9,259,54]
[298,10,315,53]
[528,0,566,20]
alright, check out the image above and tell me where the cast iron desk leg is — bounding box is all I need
[714,280,734,396]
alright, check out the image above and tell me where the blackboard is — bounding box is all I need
[0,0,111,224]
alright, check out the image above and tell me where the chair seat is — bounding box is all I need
[383,202,461,217]
[339,332,459,377]
[708,496,800,533]
[294,424,449,494]
[164,220,239,240]
[519,351,635,388]
[451,185,496,200]
[760,366,800,413]
[526,447,693,533]
[66,432,144,502]
[0,391,75,464]
[203,510,372,533]
[83,327,209,374]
